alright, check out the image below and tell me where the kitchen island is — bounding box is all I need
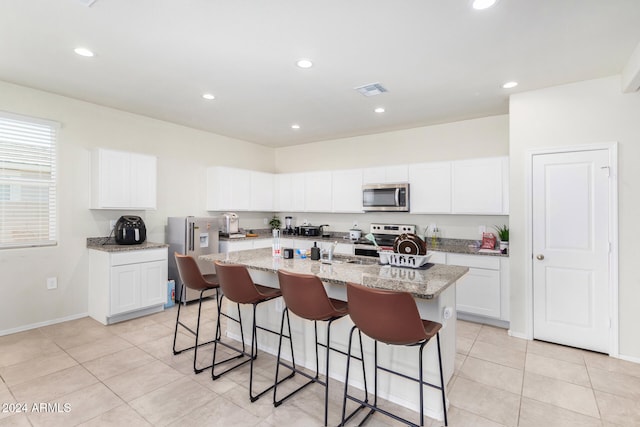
[200,248,468,422]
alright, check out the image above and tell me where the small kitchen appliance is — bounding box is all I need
[219,212,243,238]
[354,223,415,257]
[362,183,410,212]
[114,215,146,245]
[299,225,321,236]
[284,216,294,235]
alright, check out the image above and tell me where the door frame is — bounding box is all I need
[524,142,619,357]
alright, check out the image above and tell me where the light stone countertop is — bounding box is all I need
[200,247,469,300]
[86,237,168,252]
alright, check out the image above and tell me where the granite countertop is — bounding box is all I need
[86,237,168,252]
[200,248,469,300]
[221,230,508,257]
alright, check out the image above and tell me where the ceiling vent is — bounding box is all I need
[354,83,388,97]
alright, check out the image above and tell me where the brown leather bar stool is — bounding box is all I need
[212,260,295,402]
[341,282,448,427]
[172,252,220,374]
[274,270,367,426]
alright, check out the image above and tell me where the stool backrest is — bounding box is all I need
[277,269,340,321]
[214,261,262,304]
[175,252,213,291]
[346,282,427,345]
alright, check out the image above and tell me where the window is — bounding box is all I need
[0,112,58,249]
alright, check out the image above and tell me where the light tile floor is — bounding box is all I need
[1,299,639,426]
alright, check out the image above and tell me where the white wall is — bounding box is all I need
[275,115,508,172]
[509,76,640,360]
[0,81,274,334]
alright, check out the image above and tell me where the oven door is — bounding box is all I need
[362,184,409,212]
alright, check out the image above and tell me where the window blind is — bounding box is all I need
[0,112,58,249]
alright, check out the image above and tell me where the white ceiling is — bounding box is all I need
[2,1,640,148]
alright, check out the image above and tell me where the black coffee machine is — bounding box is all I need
[114,215,147,245]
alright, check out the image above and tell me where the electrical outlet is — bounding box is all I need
[263,218,268,225]
[352,221,359,229]
[109,219,116,231]
[46,277,57,290]
[303,219,308,226]
[478,225,486,235]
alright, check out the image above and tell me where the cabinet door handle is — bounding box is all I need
[536,254,544,260]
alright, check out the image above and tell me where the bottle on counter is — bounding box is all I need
[272,229,281,257]
[310,242,320,260]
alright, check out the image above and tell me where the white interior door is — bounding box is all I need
[532,149,610,353]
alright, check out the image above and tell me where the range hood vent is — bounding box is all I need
[354,83,388,97]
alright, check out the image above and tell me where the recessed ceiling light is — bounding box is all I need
[291,124,301,130]
[296,59,313,69]
[202,93,215,100]
[502,81,518,89]
[74,47,94,57]
[374,107,386,113]
[472,0,497,10]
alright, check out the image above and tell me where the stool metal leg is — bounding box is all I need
[172,286,219,374]
[340,326,370,427]
[341,330,447,427]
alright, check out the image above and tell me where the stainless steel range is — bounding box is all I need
[354,223,416,257]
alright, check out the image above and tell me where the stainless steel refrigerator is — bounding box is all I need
[167,216,219,303]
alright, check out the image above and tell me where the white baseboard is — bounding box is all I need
[507,329,530,340]
[0,312,89,337]
[616,353,640,364]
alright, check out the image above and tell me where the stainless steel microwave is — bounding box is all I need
[362,183,410,212]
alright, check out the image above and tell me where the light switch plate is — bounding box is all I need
[46,277,57,290]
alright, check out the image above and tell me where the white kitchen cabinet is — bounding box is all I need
[275,173,305,212]
[219,239,255,253]
[219,237,274,253]
[451,157,509,214]
[250,171,274,211]
[88,247,167,325]
[206,166,275,211]
[332,169,363,213]
[447,253,509,321]
[409,162,452,214]
[362,165,409,184]
[91,148,157,210]
[304,171,332,212]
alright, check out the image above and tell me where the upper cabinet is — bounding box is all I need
[332,169,363,213]
[206,166,251,211]
[206,157,508,214]
[410,156,509,215]
[409,162,452,214]
[362,165,409,184]
[275,173,305,212]
[304,171,332,212]
[91,148,157,210]
[250,171,274,211]
[451,157,509,214]
[207,166,275,211]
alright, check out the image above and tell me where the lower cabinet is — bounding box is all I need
[445,253,509,323]
[89,248,168,325]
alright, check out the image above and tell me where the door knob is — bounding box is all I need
[536,254,545,260]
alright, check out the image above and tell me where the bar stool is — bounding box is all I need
[212,261,295,402]
[341,282,448,427]
[172,253,220,374]
[274,270,368,426]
